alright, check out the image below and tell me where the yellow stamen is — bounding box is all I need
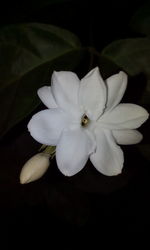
[81,114,90,127]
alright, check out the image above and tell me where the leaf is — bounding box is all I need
[0,23,82,138]
[130,2,150,35]
[98,54,119,79]
[101,37,150,105]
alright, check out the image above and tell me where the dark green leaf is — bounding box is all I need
[98,54,119,79]
[130,2,150,35]
[101,38,150,104]
[0,23,82,138]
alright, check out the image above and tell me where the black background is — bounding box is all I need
[0,0,150,248]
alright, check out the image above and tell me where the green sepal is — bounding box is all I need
[43,145,56,159]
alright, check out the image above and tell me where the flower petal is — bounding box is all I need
[99,103,149,129]
[106,71,127,111]
[56,128,95,176]
[112,129,143,145]
[37,86,57,108]
[79,67,106,120]
[28,109,70,145]
[51,71,81,119]
[90,129,124,176]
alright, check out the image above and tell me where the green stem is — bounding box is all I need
[44,146,56,155]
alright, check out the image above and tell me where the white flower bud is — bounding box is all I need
[20,153,50,184]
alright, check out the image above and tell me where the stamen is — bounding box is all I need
[81,114,90,127]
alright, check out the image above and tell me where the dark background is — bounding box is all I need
[0,0,150,247]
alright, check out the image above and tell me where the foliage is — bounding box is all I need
[0,0,150,164]
[0,23,82,137]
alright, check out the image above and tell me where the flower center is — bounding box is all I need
[81,114,90,127]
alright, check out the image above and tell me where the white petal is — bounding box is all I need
[51,71,81,119]
[37,86,57,108]
[28,109,70,145]
[90,129,124,176]
[79,67,106,120]
[106,71,127,111]
[112,129,143,145]
[20,153,50,184]
[56,128,95,176]
[99,103,149,129]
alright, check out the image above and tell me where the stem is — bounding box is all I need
[43,145,56,157]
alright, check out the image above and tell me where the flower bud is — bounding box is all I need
[20,153,50,184]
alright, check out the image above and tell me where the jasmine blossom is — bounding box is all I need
[27,67,149,177]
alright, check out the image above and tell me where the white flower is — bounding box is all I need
[20,153,50,184]
[28,67,149,177]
